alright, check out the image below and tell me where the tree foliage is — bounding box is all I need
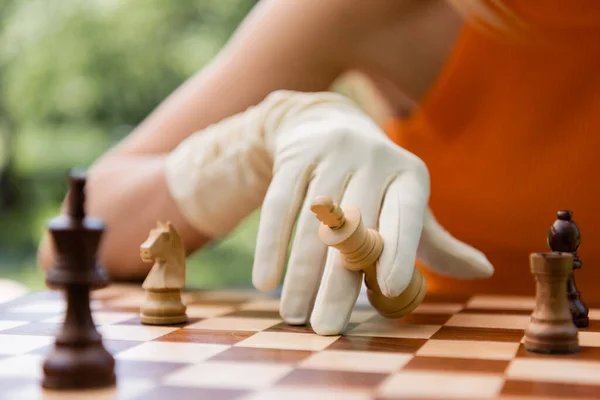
[0,0,257,272]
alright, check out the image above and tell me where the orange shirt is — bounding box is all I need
[385,2,600,301]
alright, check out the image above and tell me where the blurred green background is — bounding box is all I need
[0,0,383,291]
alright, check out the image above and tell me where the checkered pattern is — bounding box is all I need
[0,285,599,400]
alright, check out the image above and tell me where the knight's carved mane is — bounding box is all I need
[157,221,185,271]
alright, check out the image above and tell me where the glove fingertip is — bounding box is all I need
[376,260,413,298]
[310,312,347,336]
[251,263,279,292]
[472,255,495,278]
[279,299,309,325]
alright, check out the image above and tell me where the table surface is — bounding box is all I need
[0,283,599,400]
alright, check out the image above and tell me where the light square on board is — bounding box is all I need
[116,359,190,379]
[30,339,142,358]
[115,341,229,363]
[239,387,373,400]
[184,289,266,303]
[579,331,600,347]
[186,317,281,332]
[0,322,59,336]
[235,331,339,351]
[298,349,413,373]
[393,313,452,326]
[222,310,281,319]
[348,309,377,323]
[8,299,65,314]
[0,379,45,400]
[31,377,156,400]
[162,360,294,390]
[90,311,140,325]
[97,324,178,341]
[445,313,530,330]
[238,298,281,312]
[377,370,505,399]
[101,339,144,356]
[42,311,138,326]
[506,358,600,385]
[416,339,520,360]
[0,354,45,378]
[500,378,600,399]
[185,304,236,319]
[128,386,248,400]
[103,292,146,308]
[588,308,600,320]
[0,321,28,332]
[0,334,53,355]
[91,283,142,300]
[0,312,58,322]
[346,319,441,339]
[0,377,39,394]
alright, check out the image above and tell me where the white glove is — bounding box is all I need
[165,90,494,335]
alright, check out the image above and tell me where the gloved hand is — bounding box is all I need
[165,90,494,335]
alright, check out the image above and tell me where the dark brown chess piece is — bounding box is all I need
[42,169,116,390]
[547,210,589,328]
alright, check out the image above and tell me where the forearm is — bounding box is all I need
[38,155,210,280]
[109,0,351,157]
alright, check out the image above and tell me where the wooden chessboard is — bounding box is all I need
[0,284,599,400]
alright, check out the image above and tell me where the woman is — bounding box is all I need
[38,0,600,333]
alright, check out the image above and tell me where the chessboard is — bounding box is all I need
[0,284,599,400]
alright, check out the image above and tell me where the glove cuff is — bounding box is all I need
[165,129,273,238]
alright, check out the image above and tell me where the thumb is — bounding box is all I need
[416,208,494,279]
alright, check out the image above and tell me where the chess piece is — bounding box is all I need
[524,252,579,354]
[42,169,116,390]
[310,196,427,318]
[139,221,187,325]
[548,210,589,328]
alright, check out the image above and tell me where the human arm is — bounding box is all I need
[37,0,417,277]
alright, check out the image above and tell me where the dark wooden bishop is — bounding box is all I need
[547,210,589,328]
[42,169,116,390]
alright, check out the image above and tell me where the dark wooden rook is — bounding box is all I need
[547,210,589,328]
[42,169,116,390]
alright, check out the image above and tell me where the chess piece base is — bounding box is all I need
[524,335,580,354]
[140,288,187,325]
[141,314,188,325]
[574,316,589,328]
[524,316,580,354]
[42,342,116,390]
[367,267,427,319]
